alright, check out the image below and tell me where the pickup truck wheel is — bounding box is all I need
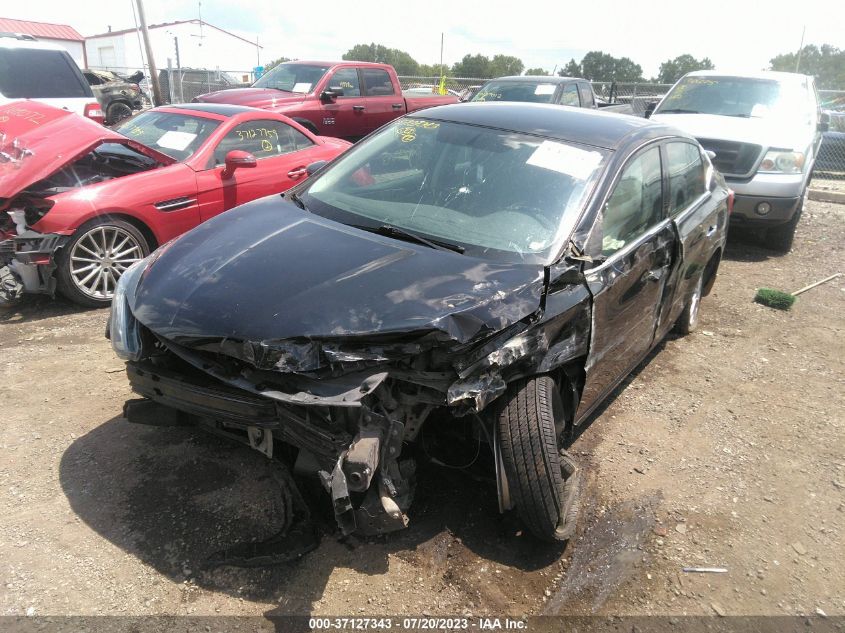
[496,375,578,542]
[767,191,805,253]
[57,219,150,308]
[106,102,133,125]
[675,273,703,335]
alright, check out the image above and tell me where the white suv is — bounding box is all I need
[0,33,104,124]
[650,71,824,251]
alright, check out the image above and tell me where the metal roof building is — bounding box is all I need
[0,17,86,66]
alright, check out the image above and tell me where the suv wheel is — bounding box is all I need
[767,188,807,253]
[106,102,133,125]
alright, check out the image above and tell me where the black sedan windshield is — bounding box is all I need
[253,63,331,93]
[302,118,607,264]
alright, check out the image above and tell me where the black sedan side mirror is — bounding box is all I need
[306,160,328,176]
[819,111,830,133]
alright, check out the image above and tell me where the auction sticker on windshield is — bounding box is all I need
[292,82,312,93]
[526,140,602,179]
[534,84,556,95]
[156,131,197,152]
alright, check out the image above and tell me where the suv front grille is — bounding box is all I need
[697,138,762,177]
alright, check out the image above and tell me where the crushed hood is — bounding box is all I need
[131,196,546,358]
[194,88,307,110]
[651,112,816,151]
[0,100,175,205]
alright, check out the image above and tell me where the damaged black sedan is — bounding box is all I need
[109,102,730,546]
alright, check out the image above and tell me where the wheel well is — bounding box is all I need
[71,213,159,252]
[702,248,722,297]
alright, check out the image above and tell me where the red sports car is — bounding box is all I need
[0,101,351,306]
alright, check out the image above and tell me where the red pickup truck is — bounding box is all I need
[194,61,459,141]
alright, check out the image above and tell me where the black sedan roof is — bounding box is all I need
[412,102,686,151]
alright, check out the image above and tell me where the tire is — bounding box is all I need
[106,102,133,125]
[496,375,575,541]
[56,219,150,308]
[675,273,703,336]
[767,188,806,253]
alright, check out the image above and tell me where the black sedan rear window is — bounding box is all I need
[0,49,91,98]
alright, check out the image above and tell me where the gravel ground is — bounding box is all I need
[1,199,843,618]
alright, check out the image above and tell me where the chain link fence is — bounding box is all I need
[816,90,845,181]
[89,63,845,182]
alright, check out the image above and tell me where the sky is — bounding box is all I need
[6,0,845,77]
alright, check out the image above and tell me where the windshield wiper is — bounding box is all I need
[286,191,308,211]
[356,224,465,254]
[657,108,702,114]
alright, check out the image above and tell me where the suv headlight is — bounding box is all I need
[109,259,146,361]
[758,151,805,174]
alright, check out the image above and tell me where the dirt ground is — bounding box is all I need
[1,199,843,619]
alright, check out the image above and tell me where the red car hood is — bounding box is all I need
[0,101,175,207]
[195,88,307,109]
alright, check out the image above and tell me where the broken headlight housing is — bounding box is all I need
[110,258,146,361]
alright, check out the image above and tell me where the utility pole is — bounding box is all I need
[439,32,444,78]
[136,0,162,106]
[174,36,183,103]
[795,25,806,73]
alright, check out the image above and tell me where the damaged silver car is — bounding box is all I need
[108,102,730,552]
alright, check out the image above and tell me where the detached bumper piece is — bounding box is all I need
[125,361,416,540]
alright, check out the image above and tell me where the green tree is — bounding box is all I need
[418,63,446,77]
[770,44,845,90]
[342,43,420,75]
[489,54,524,76]
[560,58,582,77]
[452,54,492,77]
[524,67,549,76]
[568,51,644,82]
[263,57,291,72]
[657,54,714,84]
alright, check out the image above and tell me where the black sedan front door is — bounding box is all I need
[576,145,676,421]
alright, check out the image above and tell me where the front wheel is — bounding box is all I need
[767,188,806,253]
[496,375,580,541]
[57,219,150,307]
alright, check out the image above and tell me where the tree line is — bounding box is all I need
[265,43,845,89]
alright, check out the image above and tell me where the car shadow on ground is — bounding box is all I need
[0,294,101,324]
[722,228,783,263]
[59,415,565,613]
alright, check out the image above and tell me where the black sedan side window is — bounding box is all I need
[666,142,707,215]
[602,147,663,256]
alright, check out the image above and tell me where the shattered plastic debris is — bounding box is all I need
[447,371,507,411]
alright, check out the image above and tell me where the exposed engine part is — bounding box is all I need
[247,427,274,458]
[0,265,24,305]
[343,428,381,492]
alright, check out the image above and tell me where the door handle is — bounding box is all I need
[392,103,403,109]
[353,105,365,112]
[706,225,717,237]
[287,167,307,179]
